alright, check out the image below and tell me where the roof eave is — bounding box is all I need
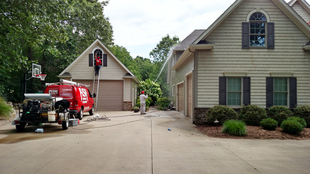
[172,44,214,70]
[193,0,244,44]
[272,0,310,38]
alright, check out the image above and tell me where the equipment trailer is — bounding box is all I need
[13,93,71,131]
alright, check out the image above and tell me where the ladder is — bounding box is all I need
[92,71,100,111]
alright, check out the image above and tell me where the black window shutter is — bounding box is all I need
[243,77,251,105]
[219,77,226,105]
[89,54,93,66]
[289,77,297,108]
[103,54,107,66]
[267,22,275,49]
[242,22,250,49]
[266,77,273,108]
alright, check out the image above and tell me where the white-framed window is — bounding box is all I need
[250,12,267,47]
[227,77,242,106]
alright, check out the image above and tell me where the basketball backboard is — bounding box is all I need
[32,63,41,78]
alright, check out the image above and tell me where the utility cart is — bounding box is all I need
[13,93,71,131]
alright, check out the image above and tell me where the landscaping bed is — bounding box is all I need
[197,125,310,140]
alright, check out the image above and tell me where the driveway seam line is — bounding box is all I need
[213,138,262,174]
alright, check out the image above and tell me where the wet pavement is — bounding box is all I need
[0,110,310,174]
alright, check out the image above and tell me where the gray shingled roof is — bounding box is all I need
[58,72,72,77]
[174,29,205,51]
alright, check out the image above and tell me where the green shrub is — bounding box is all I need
[294,105,310,128]
[239,105,267,126]
[222,120,247,136]
[206,105,238,125]
[157,106,164,110]
[267,106,293,126]
[0,97,13,118]
[281,120,304,134]
[287,117,307,128]
[157,97,170,108]
[260,118,278,130]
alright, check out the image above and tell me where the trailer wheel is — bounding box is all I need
[16,123,26,132]
[78,109,83,120]
[89,106,94,115]
[62,118,69,130]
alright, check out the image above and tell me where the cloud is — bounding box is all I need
[104,0,306,58]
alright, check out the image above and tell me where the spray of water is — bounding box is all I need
[148,48,174,92]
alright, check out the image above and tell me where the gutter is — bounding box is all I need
[172,44,214,70]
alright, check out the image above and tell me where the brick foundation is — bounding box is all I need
[123,101,132,111]
[193,108,208,124]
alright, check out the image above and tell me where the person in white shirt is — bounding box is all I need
[139,91,148,115]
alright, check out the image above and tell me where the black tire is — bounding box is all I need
[16,123,26,132]
[62,118,69,130]
[89,106,94,115]
[78,109,83,120]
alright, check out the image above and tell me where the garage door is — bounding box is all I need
[187,74,192,118]
[178,83,184,113]
[97,80,123,111]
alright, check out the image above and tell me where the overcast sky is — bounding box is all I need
[104,0,295,58]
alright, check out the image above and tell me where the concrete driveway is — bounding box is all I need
[0,110,309,174]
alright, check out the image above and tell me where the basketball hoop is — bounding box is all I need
[36,74,47,81]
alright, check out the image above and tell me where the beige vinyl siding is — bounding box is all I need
[68,44,127,80]
[124,79,131,101]
[171,55,194,105]
[196,0,310,108]
[292,2,310,23]
[131,80,138,106]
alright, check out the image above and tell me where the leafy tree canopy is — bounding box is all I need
[138,79,162,105]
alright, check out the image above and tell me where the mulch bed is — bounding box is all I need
[196,125,310,140]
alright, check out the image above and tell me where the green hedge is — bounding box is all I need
[267,106,293,126]
[287,117,307,128]
[206,105,238,125]
[239,105,267,126]
[294,105,310,128]
[157,97,170,108]
[281,120,304,134]
[260,118,278,130]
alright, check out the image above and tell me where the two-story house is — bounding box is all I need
[167,0,310,124]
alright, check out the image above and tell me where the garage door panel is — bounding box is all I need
[98,80,123,111]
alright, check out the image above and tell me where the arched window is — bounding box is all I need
[94,49,103,65]
[249,12,266,47]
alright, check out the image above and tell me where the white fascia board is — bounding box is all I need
[59,39,99,76]
[273,0,310,38]
[193,0,244,44]
[288,0,297,6]
[298,0,310,14]
[96,40,135,77]
[171,44,214,71]
[171,49,191,71]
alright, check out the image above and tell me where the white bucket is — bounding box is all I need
[48,111,56,121]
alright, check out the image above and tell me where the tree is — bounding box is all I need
[149,35,179,97]
[0,0,114,101]
[0,0,69,73]
[110,45,142,80]
[138,79,162,105]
